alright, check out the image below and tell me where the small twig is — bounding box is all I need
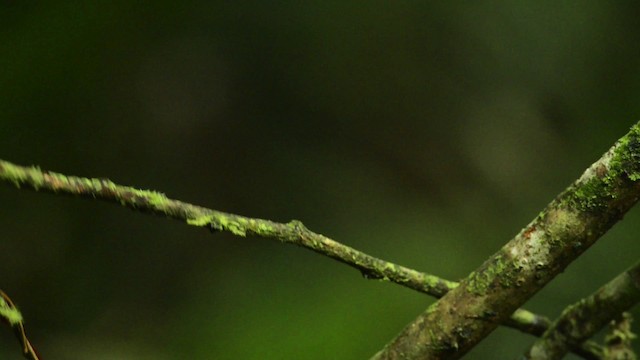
[0,290,41,360]
[0,159,456,297]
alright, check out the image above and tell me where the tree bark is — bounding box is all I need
[371,123,640,359]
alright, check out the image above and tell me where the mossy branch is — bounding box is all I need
[0,158,456,297]
[372,123,640,360]
[0,158,601,358]
[525,260,640,359]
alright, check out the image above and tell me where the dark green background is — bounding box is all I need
[1,2,639,359]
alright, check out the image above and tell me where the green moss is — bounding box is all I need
[0,162,43,188]
[610,125,640,178]
[617,124,640,180]
[511,309,538,325]
[0,298,23,325]
[187,214,216,227]
[186,213,247,236]
[78,177,101,191]
[219,215,246,236]
[254,221,278,236]
[563,124,640,212]
[28,167,45,189]
[545,208,583,242]
[571,179,608,210]
[49,172,70,185]
[145,191,169,207]
[287,219,305,230]
[465,254,523,295]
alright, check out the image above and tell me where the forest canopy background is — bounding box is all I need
[1,2,639,359]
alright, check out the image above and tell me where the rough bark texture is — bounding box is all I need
[603,313,637,360]
[371,123,640,359]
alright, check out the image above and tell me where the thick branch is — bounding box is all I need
[0,159,601,358]
[372,123,640,359]
[525,260,640,359]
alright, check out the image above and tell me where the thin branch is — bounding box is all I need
[524,260,640,359]
[0,159,602,358]
[371,122,640,360]
[506,313,602,360]
[0,159,455,297]
[0,290,41,360]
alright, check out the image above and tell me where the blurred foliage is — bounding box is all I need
[1,2,639,359]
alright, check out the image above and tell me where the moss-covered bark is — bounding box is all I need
[371,123,640,359]
[603,313,637,360]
